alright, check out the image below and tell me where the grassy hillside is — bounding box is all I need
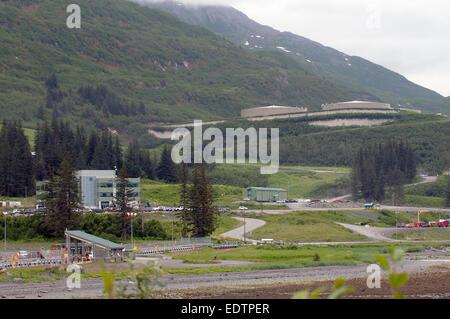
[140,179,242,206]
[0,0,355,141]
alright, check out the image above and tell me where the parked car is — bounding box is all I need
[19,251,29,258]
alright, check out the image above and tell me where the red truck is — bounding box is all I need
[437,220,449,227]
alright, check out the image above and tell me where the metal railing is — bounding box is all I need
[125,237,213,251]
[0,252,93,269]
[134,241,241,256]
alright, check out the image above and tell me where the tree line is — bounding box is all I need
[0,121,34,197]
[0,117,183,197]
[351,140,417,205]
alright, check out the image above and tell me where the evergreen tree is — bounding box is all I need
[0,121,34,197]
[44,154,81,238]
[188,164,218,237]
[125,139,142,178]
[350,140,416,202]
[140,150,154,179]
[36,105,45,120]
[113,135,123,171]
[114,165,134,241]
[156,146,178,183]
[45,74,59,89]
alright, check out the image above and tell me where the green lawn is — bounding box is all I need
[209,163,351,199]
[246,211,368,242]
[242,210,424,242]
[396,228,450,241]
[403,195,447,208]
[0,266,65,283]
[140,179,241,206]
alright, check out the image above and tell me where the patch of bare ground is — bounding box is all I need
[165,270,450,299]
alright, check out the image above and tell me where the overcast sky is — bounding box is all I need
[146,0,450,96]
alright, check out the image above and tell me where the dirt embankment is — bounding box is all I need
[170,269,450,299]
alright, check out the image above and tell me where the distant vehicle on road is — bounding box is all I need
[239,206,248,210]
[437,220,449,227]
[19,251,29,258]
[365,203,374,209]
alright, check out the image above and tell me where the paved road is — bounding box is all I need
[337,223,396,242]
[233,206,450,214]
[220,217,266,242]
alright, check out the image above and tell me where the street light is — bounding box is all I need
[127,212,137,250]
[243,213,246,243]
[2,212,7,251]
[395,211,398,240]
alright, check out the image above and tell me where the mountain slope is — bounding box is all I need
[0,0,358,137]
[141,1,450,115]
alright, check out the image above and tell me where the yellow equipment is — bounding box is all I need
[417,210,430,224]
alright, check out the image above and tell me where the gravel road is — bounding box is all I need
[336,223,397,242]
[220,217,266,242]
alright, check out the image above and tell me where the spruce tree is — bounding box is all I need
[188,164,217,237]
[156,146,178,183]
[44,154,81,238]
[114,164,134,241]
[125,139,142,178]
[0,121,34,197]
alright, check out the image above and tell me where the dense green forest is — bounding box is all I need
[0,118,177,197]
[350,140,416,203]
[0,214,168,242]
[193,112,450,174]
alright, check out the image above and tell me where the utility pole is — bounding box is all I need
[127,212,137,249]
[288,179,290,199]
[3,212,6,251]
[243,214,246,243]
[395,211,398,240]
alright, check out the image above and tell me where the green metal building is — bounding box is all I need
[243,187,287,202]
